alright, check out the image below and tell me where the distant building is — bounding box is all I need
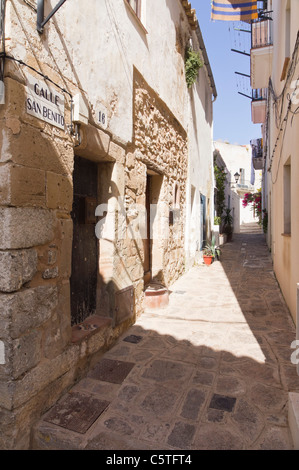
[213,141,262,234]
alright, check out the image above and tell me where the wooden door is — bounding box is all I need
[70,157,98,326]
[143,175,151,285]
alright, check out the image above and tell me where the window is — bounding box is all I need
[283,159,291,234]
[126,0,141,18]
[125,0,147,34]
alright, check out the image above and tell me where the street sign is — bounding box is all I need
[26,74,65,130]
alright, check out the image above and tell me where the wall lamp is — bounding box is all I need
[234,172,240,184]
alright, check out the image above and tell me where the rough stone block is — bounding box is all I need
[42,267,59,279]
[108,142,126,164]
[46,172,72,211]
[2,118,72,174]
[12,347,80,409]
[58,219,73,279]
[44,291,71,359]
[0,249,37,292]
[0,285,58,339]
[0,207,55,249]
[0,380,14,409]
[11,329,43,379]
[0,164,10,203]
[126,152,135,169]
[9,165,46,207]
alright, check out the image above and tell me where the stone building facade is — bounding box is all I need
[0,0,216,448]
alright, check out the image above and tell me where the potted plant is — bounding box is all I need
[202,236,221,265]
[222,208,233,242]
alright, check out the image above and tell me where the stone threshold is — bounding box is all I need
[71,315,112,343]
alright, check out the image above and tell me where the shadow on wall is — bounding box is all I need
[0,74,142,449]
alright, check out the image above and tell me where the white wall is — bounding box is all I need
[185,46,214,264]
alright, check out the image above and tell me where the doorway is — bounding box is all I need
[143,171,164,285]
[143,174,152,286]
[200,193,207,249]
[70,156,98,326]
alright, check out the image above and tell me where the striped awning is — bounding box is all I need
[211,1,258,21]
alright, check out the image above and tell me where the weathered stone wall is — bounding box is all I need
[0,69,134,450]
[0,69,74,448]
[0,0,213,450]
[132,70,188,286]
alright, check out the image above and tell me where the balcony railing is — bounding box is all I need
[251,14,273,49]
[252,88,268,101]
[251,138,264,170]
[235,181,255,192]
[251,138,263,156]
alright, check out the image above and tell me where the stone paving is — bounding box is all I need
[33,224,299,450]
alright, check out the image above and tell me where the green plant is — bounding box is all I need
[222,207,233,234]
[185,46,203,88]
[262,209,268,234]
[203,235,221,259]
[214,216,221,226]
[214,163,227,218]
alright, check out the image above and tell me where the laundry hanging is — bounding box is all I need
[211,1,258,22]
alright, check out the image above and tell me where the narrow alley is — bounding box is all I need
[33,224,298,450]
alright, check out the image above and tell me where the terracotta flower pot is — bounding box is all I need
[203,255,213,266]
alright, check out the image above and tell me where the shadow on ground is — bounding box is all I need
[33,227,299,450]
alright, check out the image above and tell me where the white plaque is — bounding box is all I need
[26,75,65,130]
[95,104,108,130]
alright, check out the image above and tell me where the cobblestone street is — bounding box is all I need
[33,224,299,450]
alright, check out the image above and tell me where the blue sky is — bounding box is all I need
[192,1,262,145]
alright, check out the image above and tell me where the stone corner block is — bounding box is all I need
[46,172,72,211]
[0,208,55,250]
[0,249,38,293]
[0,285,59,339]
[108,141,126,164]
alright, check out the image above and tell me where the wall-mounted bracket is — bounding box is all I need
[37,0,67,34]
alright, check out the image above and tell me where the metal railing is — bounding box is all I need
[235,181,255,191]
[251,16,273,49]
[252,88,268,101]
[250,138,263,158]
